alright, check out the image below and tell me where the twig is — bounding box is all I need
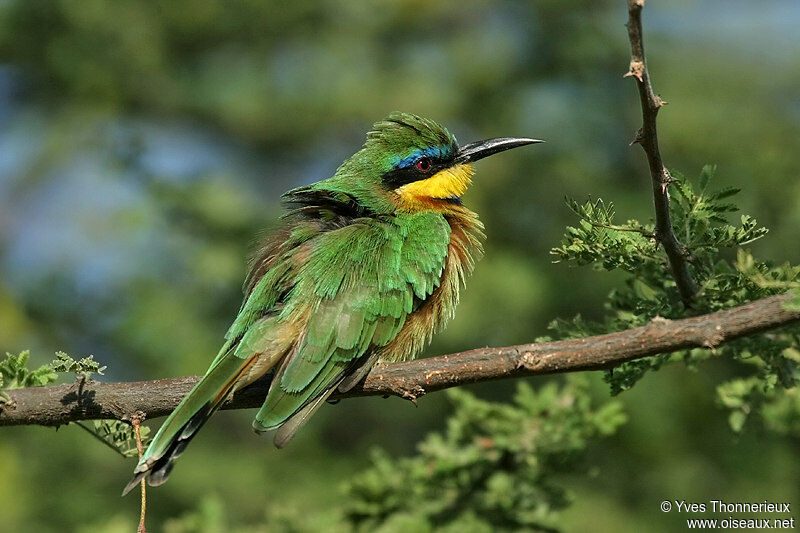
[624,0,698,307]
[1,293,798,427]
[73,421,128,458]
[132,416,147,533]
[586,220,655,239]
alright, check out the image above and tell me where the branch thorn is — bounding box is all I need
[630,128,645,146]
[624,60,645,82]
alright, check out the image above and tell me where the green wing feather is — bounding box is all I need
[253,212,451,434]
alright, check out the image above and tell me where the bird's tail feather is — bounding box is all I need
[122,353,257,496]
[272,386,337,449]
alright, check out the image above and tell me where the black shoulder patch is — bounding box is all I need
[281,187,373,219]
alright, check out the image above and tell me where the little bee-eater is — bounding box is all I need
[124,112,541,494]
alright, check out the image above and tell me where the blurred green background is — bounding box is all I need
[1,1,798,531]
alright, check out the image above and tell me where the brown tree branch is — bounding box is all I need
[625,0,698,307]
[2,293,798,427]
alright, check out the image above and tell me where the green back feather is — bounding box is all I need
[253,211,451,430]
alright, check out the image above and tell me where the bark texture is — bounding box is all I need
[2,293,798,427]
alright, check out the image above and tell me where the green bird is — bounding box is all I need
[124,112,541,494]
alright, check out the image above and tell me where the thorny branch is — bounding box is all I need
[2,293,798,427]
[625,0,698,307]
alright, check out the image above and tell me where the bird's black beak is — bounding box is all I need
[455,137,544,164]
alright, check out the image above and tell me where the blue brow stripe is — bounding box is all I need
[393,146,451,169]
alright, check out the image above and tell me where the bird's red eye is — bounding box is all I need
[416,157,431,172]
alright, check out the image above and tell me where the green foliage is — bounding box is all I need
[0,351,108,401]
[75,420,151,459]
[718,370,800,437]
[0,350,148,458]
[0,350,108,401]
[344,378,626,532]
[785,287,800,312]
[0,351,58,402]
[551,167,800,430]
[552,197,658,274]
[50,351,107,380]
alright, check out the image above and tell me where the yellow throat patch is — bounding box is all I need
[396,163,475,207]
